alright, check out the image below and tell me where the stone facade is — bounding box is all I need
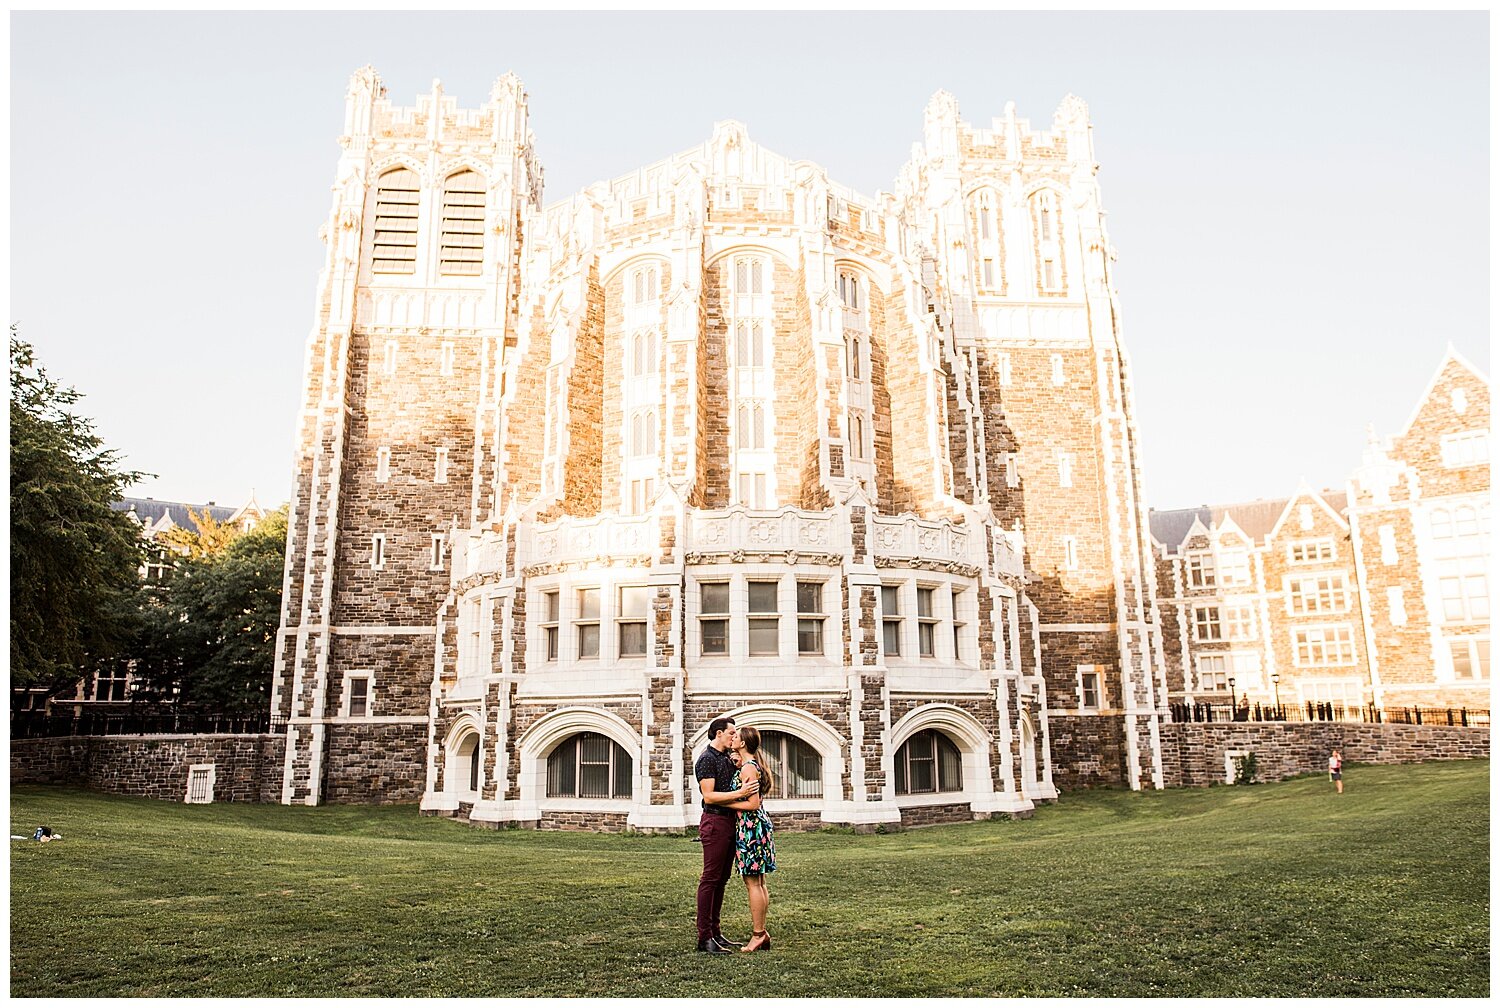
[1150,349,1490,715]
[271,69,1169,828]
[1159,721,1488,788]
[11,734,284,803]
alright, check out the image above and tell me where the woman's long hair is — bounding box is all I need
[738,726,775,798]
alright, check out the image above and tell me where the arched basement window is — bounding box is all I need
[894,729,962,795]
[546,731,632,799]
[758,730,823,798]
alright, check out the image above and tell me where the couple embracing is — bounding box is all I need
[694,715,777,954]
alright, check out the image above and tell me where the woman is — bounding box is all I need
[724,725,776,952]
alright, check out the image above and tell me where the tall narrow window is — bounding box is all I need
[733,320,765,368]
[1042,259,1057,289]
[376,446,391,483]
[384,340,399,375]
[370,534,386,570]
[630,410,658,458]
[1050,354,1064,386]
[736,472,769,509]
[1062,536,1079,571]
[439,170,485,275]
[1387,587,1407,627]
[849,336,863,379]
[617,586,650,658]
[631,265,661,305]
[700,582,729,656]
[541,590,560,661]
[882,585,903,657]
[373,168,420,273]
[347,675,371,717]
[441,342,455,376]
[630,329,658,376]
[851,412,865,459]
[1379,525,1397,565]
[1005,454,1019,489]
[429,533,445,571]
[736,401,767,450]
[1058,452,1074,488]
[837,271,862,311]
[916,586,938,658]
[434,446,449,484]
[576,588,600,660]
[797,581,826,656]
[748,580,779,656]
[1299,504,1314,530]
[998,352,1012,386]
[970,189,1003,294]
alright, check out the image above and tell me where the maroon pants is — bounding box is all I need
[696,812,736,942]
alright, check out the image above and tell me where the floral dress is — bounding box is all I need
[731,760,777,876]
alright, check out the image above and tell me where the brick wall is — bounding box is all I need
[11,734,285,803]
[1159,721,1488,788]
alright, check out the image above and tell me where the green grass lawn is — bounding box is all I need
[8,760,1489,997]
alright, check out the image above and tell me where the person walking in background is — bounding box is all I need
[723,725,777,953]
[1328,748,1344,794]
[693,716,758,954]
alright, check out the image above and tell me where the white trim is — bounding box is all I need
[184,763,216,804]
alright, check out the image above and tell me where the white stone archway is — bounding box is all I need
[686,703,848,825]
[1017,712,1041,797]
[889,703,1032,816]
[514,706,643,825]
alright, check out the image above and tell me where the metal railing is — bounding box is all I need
[1168,701,1489,728]
[10,709,287,739]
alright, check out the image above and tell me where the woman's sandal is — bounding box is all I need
[742,930,771,953]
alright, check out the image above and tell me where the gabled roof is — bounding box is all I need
[113,497,239,534]
[1149,490,1348,549]
[1396,344,1491,441]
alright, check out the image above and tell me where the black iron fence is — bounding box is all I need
[1168,701,1489,728]
[10,708,287,739]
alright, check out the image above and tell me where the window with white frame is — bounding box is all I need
[438,170,485,275]
[1387,586,1407,626]
[372,167,419,273]
[1223,605,1256,641]
[1431,508,1453,539]
[370,534,386,570]
[1218,549,1250,587]
[383,340,398,375]
[969,188,1004,295]
[747,580,779,656]
[951,586,970,663]
[1379,525,1397,565]
[1287,573,1349,615]
[434,446,449,484]
[92,666,129,702]
[629,328,658,377]
[376,446,391,483]
[916,586,939,658]
[547,732,631,799]
[1050,354,1064,386]
[346,674,371,717]
[617,585,650,658]
[895,730,963,795]
[1197,655,1229,692]
[1434,505,1484,540]
[733,319,766,368]
[1437,556,1488,622]
[1079,668,1101,709]
[736,472,770,509]
[881,585,902,657]
[1448,637,1489,680]
[576,588,601,660]
[1185,552,1216,589]
[1033,190,1064,293]
[1057,452,1074,489]
[998,352,1012,386]
[1440,430,1489,468]
[850,412,866,460]
[630,409,658,458]
[796,581,826,655]
[1292,625,1357,667]
[1192,605,1223,642]
[1288,538,1335,563]
[699,582,729,656]
[1062,536,1079,571]
[1299,678,1363,706]
[848,335,863,380]
[1299,504,1314,530]
[1005,454,1019,489]
[837,270,863,312]
[630,264,661,306]
[441,341,455,376]
[541,590,560,661]
[429,533,445,571]
[735,402,767,451]
[627,478,655,515]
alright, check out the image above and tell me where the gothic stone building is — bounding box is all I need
[271,68,1167,829]
[1150,349,1490,715]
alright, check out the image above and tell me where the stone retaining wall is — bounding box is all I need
[1160,721,1489,788]
[11,734,285,803]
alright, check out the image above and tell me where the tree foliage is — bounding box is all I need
[133,507,288,714]
[10,331,145,691]
[160,507,239,561]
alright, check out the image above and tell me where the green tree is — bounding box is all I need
[135,507,287,714]
[10,331,145,693]
[160,506,239,561]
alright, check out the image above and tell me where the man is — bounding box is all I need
[694,715,756,954]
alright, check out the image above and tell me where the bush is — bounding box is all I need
[1232,752,1258,785]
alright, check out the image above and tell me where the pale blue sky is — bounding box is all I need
[10,11,1488,513]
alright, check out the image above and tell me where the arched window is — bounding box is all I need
[469,741,481,792]
[373,168,420,273]
[1031,189,1065,294]
[894,729,962,795]
[450,731,480,795]
[439,170,485,275]
[969,188,1004,295]
[837,270,862,311]
[546,732,631,799]
[631,265,661,305]
[733,320,765,368]
[630,409,657,457]
[737,401,767,450]
[630,328,658,377]
[974,191,994,240]
[733,257,764,298]
[1431,508,1453,539]
[757,731,823,798]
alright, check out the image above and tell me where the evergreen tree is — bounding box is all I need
[10,331,145,693]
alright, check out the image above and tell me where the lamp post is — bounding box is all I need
[1271,672,1281,716]
[1228,677,1237,719]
